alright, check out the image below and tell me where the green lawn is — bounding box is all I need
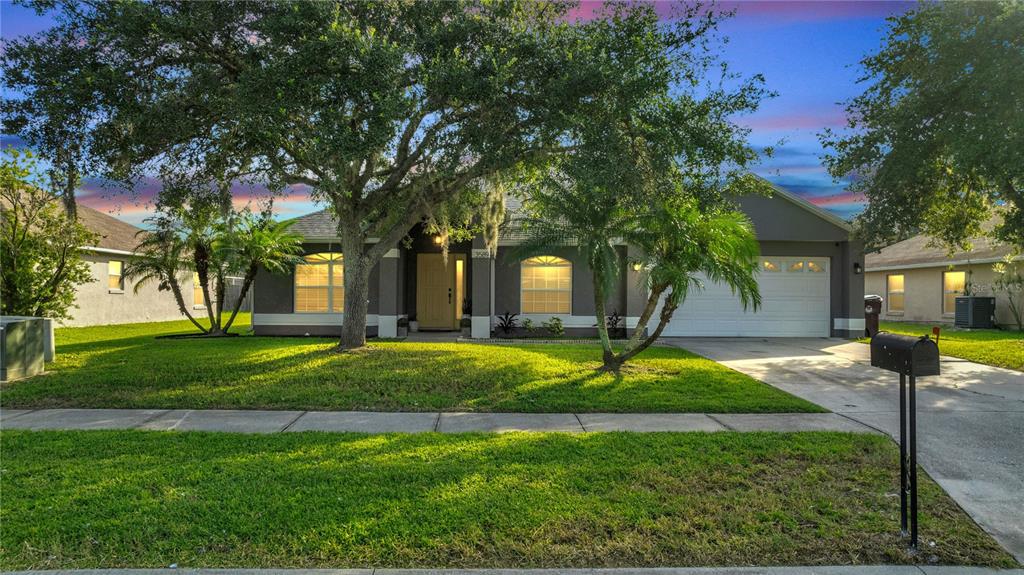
[868,321,1024,371]
[0,315,821,413]
[0,430,1013,570]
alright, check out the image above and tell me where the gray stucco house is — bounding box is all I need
[66,206,201,327]
[252,188,865,339]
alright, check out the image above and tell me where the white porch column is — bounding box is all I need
[470,246,493,339]
[377,248,400,338]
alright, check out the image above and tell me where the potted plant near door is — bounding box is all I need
[409,314,419,333]
[397,316,409,338]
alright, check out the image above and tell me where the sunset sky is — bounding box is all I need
[0,0,913,227]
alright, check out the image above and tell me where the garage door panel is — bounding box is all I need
[658,257,829,337]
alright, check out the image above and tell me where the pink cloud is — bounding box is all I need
[807,191,865,207]
[740,108,848,131]
[76,177,316,223]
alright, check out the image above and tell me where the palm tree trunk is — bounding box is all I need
[591,266,616,369]
[622,282,666,353]
[615,297,679,364]
[213,269,227,332]
[195,246,220,334]
[223,264,257,332]
[168,275,208,334]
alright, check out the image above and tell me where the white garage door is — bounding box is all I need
[656,257,830,337]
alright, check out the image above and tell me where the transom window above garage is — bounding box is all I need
[760,258,826,273]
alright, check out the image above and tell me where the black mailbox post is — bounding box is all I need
[870,332,941,550]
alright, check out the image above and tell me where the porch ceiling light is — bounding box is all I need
[433,235,443,245]
[631,261,643,272]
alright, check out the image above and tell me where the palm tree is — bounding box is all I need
[517,176,762,371]
[123,226,208,333]
[512,169,629,366]
[125,206,303,336]
[611,198,761,369]
[516,89,767,369]
[217,214,303,332]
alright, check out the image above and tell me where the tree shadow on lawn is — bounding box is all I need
[55,313,254,349]
[2,340,548,411]
[2,338,821,413]
[484,343,821,413]
[1,430,1014,569]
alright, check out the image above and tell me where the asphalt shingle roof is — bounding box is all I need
[77,205,148,253]
[865,216,1014,269]
[287,210,339,239]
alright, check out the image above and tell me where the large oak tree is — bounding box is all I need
[822,1,1024,252]
[3,0,730,349]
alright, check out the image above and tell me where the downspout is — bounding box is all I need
[490,255,496,331]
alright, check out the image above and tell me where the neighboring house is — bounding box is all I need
[865,223,1021,327]
[64,206,201,327]
[252,188,866,339]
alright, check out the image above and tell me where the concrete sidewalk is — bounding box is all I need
[5,566,1023,574]
[0,408,876,434]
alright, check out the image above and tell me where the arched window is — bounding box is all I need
[521,256,571,314]
[295,252,344,313]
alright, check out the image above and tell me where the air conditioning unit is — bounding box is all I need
[1,316,46,381]
[954,296,995,329]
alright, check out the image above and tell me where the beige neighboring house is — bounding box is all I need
[66,206,201,327]
[865,224,1021,327]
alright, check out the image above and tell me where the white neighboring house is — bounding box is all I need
[64,206,204,327]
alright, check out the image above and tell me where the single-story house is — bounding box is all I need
[65,206,204,326]
[865,223,1022,327]
[252,188,865,339]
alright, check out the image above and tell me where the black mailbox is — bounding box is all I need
[869,330,941,551]
[870,332,940,377]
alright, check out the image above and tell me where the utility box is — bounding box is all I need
[954,296,995,329]
[1,316,46,382]
[870,331,940,377]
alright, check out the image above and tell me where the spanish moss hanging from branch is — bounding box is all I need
[481,176,507,257]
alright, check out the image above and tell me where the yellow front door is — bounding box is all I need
[416,253,456,330]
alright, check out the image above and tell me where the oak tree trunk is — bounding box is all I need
[337,230,373,351]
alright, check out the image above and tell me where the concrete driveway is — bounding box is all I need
[665,337,1024,563]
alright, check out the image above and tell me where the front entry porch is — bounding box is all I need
[253,221,645,339]
[376,227,491,338]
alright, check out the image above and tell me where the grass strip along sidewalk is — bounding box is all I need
[864,321,1023,371]
[0,317,820,413]
[1,430,1015,570]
